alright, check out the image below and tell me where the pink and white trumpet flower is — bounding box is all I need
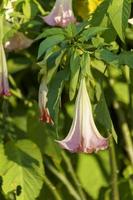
[0,43,10,96]
[57,78,108,153]
[38,79,54,125]
[128,18,133,25]
[43,0,76,27]
[5,32,33,52]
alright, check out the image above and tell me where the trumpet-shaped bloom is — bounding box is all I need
[38,79,54,125]
[0,43,10,96]
[43,0,76,27]
[57,78,108,153]
[5,32,33,52]
[128,18,133,25]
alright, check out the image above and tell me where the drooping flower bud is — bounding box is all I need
[56,78,108,153]
[128,18,133,25]
[5,32,33,52]
[43,0,76,27]
[38,79,54,125]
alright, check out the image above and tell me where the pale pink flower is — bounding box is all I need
[38,79,54,125]
[56,78,108,153]
[0,43,10,96]
[128,18,133,25]
[43,0,76,27]
[5,32,33,52]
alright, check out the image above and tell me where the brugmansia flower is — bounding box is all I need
[0,43,10,96]
[128,18,133,25]
[38,79,54,125]
[5,32,33,52]
[57,78,108,153]
[43,0,76,27]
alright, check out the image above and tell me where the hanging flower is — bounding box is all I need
[0,43,10,96]
[5,32,33,52]
[128,18,133,25]
[38,79,54,125]
[43,0,76,27]
[56,78,108,153]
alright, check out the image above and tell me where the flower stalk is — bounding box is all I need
[109,136,120,200]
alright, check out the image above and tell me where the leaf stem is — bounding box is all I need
[109,136,120,200]
[33,0,46,15]
[46,161,81,200]
[129,69,133,136]
[44,175,62,200]
[113,101,133,165]
[62,151,87,200]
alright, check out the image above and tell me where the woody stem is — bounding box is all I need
[109,136,120,200]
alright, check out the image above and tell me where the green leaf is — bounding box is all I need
[22,0,38,20]
[1,139,44,200]
[0,143,7,174]
[47,49,66,83]
[80,52,91,77]
[69,49,80,101]
[119,179,133,200]
[119,51,133,68]
[95,49,119,66]
[27,103,62,165]
[91,0,110,26]
[77,151,110,199]
[64,23,77,38]
[79,27,107,42]
[113,82,129,104]
[38,34,65,58]
[108,0,131,42]
[35,28,64,41]
[94,84,118,143]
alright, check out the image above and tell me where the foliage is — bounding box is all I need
[0,0,133,200]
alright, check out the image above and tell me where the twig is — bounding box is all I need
[46,161,81,200]
[62,151,87,200]
[113,101,133,165]
[109,136,120,200]
[44,175,62,200]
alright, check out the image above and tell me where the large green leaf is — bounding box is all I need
[27,103,62,165]
[80,52,91,77]
[1,139,44,200]
[79,27,107,42]
[95,49,119,66]
[119,51,133,68]
[36,28,64,41]
[77,151,110,199]
[69,49,80,101]
[108,0,131,42]
[94,84,118,143]
[47,69,68,124]
[0,144,7,173]
[38,34,65,58]
[91,0,110,26]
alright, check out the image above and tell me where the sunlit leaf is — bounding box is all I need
[1,140,44,200]
[77,151,110,199]
[79,27,107,42]
[108,0,131,42]
[69,48,80,101]
[38,34,65,58]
